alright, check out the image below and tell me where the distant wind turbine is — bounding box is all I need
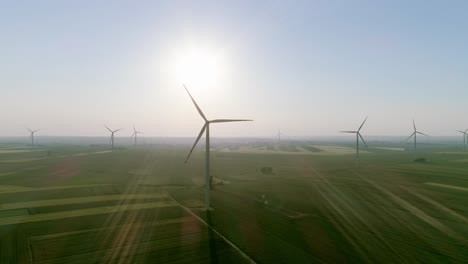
[27,128,39,146]
[340,116,368,161]
[406,120,428,152]
[131,125,143,146]
[105,126,123,149]
[277,129,283,143]
[184,84,252,210]
[457,129,468,150]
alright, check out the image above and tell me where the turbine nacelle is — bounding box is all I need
[131,131,143,137]
[340,116,368,146]
[406,120,428,141]
[131,125,143,137]
[27,128,39,135]
[105,125,123,134]
[184,85,253,163]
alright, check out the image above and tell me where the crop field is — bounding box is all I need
[0,142,467,263]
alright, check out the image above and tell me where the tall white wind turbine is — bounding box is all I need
[277,129,283,143]
[184,85,252,210]
[457,129,468,150]
[105,126,123,149]
[27,128,39,146]
[131,125,143,146]
[406,119,428,152]
[340,116,368,161]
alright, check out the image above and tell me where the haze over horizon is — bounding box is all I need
[1,1,467,137]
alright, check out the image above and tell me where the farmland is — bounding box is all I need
[0,141,467,263]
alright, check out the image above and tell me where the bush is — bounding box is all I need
[413,158,427,163]
[260,167,273,174]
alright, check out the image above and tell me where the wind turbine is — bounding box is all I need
[105,126,123,149]
[340,116,368,161]
[131,125,143,146]
[406,119,428,152]
[457,129,468,150]
[277,129,283,143]
[27,128,39,146]
[184,85,252,210]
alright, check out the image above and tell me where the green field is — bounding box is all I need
[1,142,467,263]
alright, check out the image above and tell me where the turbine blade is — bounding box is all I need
[185,123,207,163]
[358,133,367,146]
[27,128,32,133]
[405,132,416,141]
[114,128,123,133]
[184,84,207,121]
[417,131,428,136]
[33,130,39,133]
[413,119,416,132]
[133,125,136,132]
[105,126,112,132]
[210,119,253,123]
[340,131,357,133]
[131,132,135,137]
[358,116,368,131]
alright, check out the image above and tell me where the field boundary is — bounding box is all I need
[0,193,167,210]
[425,182,468,192]
[0,184,114,194]
[28,217,194,242]
[168,195,257,264]
[0,201,176,226]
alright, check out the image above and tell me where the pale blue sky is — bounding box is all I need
[1,1,467,137]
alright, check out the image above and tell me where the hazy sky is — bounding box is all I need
[1,1,468,137]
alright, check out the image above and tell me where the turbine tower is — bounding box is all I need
[184,84,252,210]
[457,129,468,150]
[105,126,123,149]
[27,128,39,146]
[406,119,428,152]
[131,125,143,146]
[340,116,368,161]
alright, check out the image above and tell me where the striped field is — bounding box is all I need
[1,143,468,263]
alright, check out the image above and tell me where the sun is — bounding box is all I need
[172,47,224,88]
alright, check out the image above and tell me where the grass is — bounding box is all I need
[0,142,467,263]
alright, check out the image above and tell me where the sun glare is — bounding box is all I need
[172,47,224,88]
